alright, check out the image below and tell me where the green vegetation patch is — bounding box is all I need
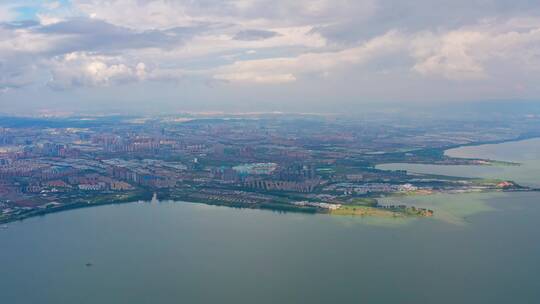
[331,205,403,217]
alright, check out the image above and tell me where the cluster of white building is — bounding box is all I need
[324,183,419,194]
[293,201,342,210]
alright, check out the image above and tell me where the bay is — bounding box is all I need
[2,139,540,304]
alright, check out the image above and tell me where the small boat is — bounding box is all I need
[85,263,93,267]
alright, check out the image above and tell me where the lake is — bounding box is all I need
[377,138,540,188]
[1,139,540,304]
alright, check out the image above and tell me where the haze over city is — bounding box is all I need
[1,0,540,114]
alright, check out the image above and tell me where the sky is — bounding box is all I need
[0,0,540,115]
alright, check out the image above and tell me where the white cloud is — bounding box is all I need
[73,0,378,30]
[172,25,326,58]
[0,27,67,55]
[1,0,540,107]
[411,31,488,80]
[47,52,195,88]
[43,1,62,10]
[37,14,64,26]
[48,52,146,88]
[411,19,540,80]
[211,19,540,84]
[75,0,195,30]
[213,30,405,83]
[0,5,15,23]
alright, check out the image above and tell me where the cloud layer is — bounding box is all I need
[1,0,540,111]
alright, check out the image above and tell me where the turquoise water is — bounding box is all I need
[1,139,540,303]
[377,138,540,188]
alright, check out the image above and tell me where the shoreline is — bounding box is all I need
[0,192,153,225]
[3,187,538,225]
[3,137,539,226]
[0,190,429,225]
[441,134,540,151]
[374,135,540,167]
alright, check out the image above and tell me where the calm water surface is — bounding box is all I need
[377,138,540,188]
[1,139,540,304]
